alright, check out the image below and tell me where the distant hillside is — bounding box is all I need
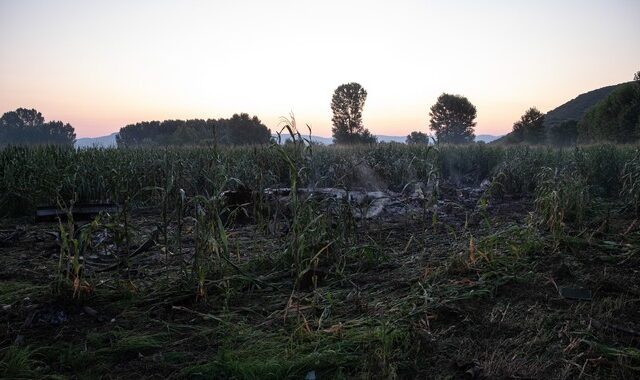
[75,133,117,148]
[494,83,629,144]
[476,134,501,143]
[377,135,408,144]
[543,84,625,127]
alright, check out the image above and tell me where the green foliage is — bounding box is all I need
[534,167,589,240]
[621,150,640,214]
[548,120,578,147]
[0,108,76,147]
[0,346,45,379]
[55,205,101,299]
[573,144,629,197]
[578,82,640,143]
[429,93,476,144]
[495,83,624,145]
[1,143,639,216]
[437,143,502,185]
[405,131,430,145]
[116,113,271,147]
[331,82,376,144]
[3,139,640,380]
[510,107,546,145]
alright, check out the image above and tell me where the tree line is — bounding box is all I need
[115,113,271,147]
[333,70,639,146]
[0,110,272,148]
[331,82,477,145]
[501,71,640,146]
[2,70,638,147]
[0,108,75,147]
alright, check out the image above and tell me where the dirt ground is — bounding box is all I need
[1,184,639,379]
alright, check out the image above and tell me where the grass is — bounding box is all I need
[1,142,640,378]
[0,346,45,379]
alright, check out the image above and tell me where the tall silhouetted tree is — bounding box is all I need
[512,107,546,144]
[634,71,640,82]
[429,93,476,144]
[406,131,429,145]
[0,108,75,147]
[331,82,376,144]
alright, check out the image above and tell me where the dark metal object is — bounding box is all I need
[35,203,119,222]
[559,286,592,301]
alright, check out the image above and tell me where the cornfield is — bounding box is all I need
[1,143,638,216]
[2,141,640,379]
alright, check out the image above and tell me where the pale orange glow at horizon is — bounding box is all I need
[1,0,639,138]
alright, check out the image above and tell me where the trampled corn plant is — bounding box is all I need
[191,194,230,301]
[621,150,640,214]
[54,199,101,299]
[418,140,441,224]
[274,116,336,288]
[436,143,504,185]
[322,157,361,243]
[455,225,544,295]
[574,144,628,197]
[534,166,590,244]
[3,142,639,217]
[107,167,136,257]
[475,171,512,230]
[476,224,543,263]
[160,152,175,261]
[176,188,186,261]
[490,146,546,194]
[141,154,179,264]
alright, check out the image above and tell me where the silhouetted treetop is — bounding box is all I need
[510,107,546,144]
[0,108,75,147]
[429,93,476,144]
[116,113,271,147]
[331,82,376,144]
[406,131,430,145]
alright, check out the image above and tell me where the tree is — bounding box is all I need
[224,113,271,145]
[549,120,578,147]
[429,93,476,144]
[634,71,640,82]
[116,114,271,147]
[0,108,75,147]
[331,82,376,144]
[406,131,430,145]
[578,82,640,143]
[2,108,45,128]
[512,107,546,144]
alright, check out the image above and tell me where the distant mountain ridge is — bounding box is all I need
[476,134,501,143]
[75,133,118,148]
[493,82,630,143]
[75,132,502,148]
[543,84,626,127]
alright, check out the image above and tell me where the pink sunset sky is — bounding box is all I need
[1,0,639,138]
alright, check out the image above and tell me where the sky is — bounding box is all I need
[1,0,639,138]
